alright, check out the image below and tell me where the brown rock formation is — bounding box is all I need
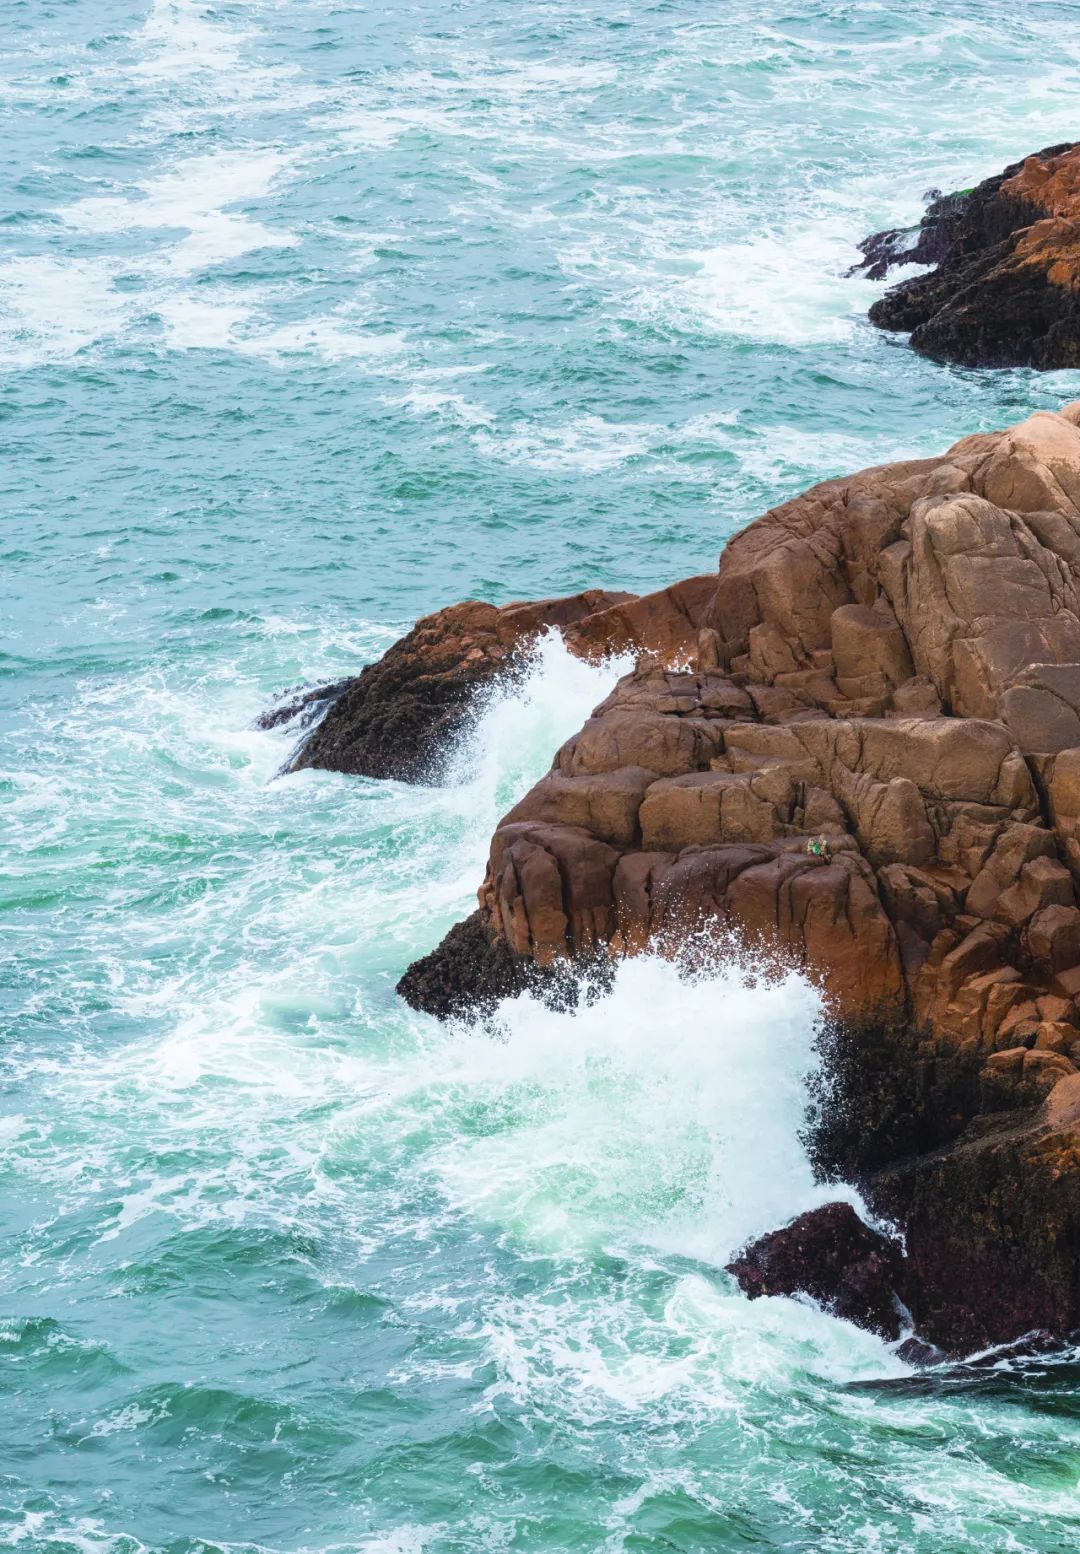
[398,402,1080,1352]
[859,142,1080,368]
[284,577,715,783]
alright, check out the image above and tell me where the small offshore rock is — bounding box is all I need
[896,1336,947,1368]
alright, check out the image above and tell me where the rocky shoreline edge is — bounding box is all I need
[271,400,1080,1359]
[855,140,1080,368]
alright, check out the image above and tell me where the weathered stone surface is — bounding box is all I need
[256,678,352,733]
[393,403,1080,1352]
[726,1202,906,1340]
[396,910,534,1019]
[850,187,973,281]
[858,142,1080,369]
[396,908,613,1020]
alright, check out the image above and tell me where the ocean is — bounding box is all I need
[4,2,1080,1549]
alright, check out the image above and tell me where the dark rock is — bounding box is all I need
[865,1074,1080,1355]
[287,592,632,785]
[961,1329,1067,1367]
[255,679,351,732]
[850,188,973,280]
[726,1202,906,1339]
[860,141,1080,368]
[896,1336,947,1367]
[277,578,717,785]
[396,910,536,1019]
[396,909,616,1020]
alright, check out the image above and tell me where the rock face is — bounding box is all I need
[859,142,1080,368]
[285,577,715,783]
[399,402,1080,1352]
[726,1203,907,1340]
[865,1071,1080,1354]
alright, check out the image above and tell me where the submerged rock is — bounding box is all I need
[894,1336,947,1368]
[393,401,1080,1352]
[857,142,1080,368]
[726,1202,906,1340]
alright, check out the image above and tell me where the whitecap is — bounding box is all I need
[134,0,253,82]
[473,414,659,472]
[0,256,129,367]
[60,147,298,275]
[387,385,494,428]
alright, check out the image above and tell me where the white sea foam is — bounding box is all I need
[397,57,618,99]
[673,224,877,346]
[0,257,129,367]
[8,631,854,1356]
[240,315,406,364]
[321,103,473,153]
[473,414,659,472]
[61,148,297,274]
[149,286,404,361]
[430,952,847,1264]
[388,385,494,428]
[155,293,256,351]
[443,630,634,827]
[137,0,251,80]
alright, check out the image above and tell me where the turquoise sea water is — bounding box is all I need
[5,2,1080,1550]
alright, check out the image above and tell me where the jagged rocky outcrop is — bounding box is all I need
[857,142,1080,368]
[852,186,976,282]
[394,402,1080,1352]
[725,1202,907,1340]
[283,578,715,783]
[256,678,351,733]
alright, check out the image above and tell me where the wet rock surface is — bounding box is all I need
[726,1202,907,1340]
[281,577,715,783]
[255,678,352,733]
[857,142,1080,368]
[852,187,973,281]
[395,910,538,1019]
[393,402,1080,1352]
